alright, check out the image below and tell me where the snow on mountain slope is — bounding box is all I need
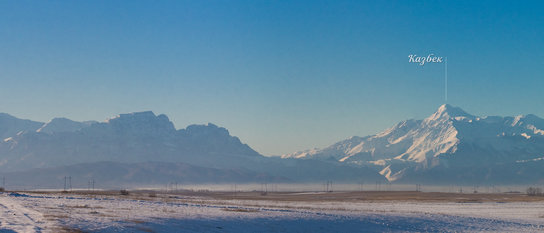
[37,117,96,134]
[0,111,262,172]
[281,136,367,161]
[282,105,468,163]
[282,104,544,183]
[0,113,43,140]
[0,111,386,183]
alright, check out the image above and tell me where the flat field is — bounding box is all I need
[1,190,544,232]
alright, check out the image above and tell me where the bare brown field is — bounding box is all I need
[18,189,544,203]
[201,191,544,203]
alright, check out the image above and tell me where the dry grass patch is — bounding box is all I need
[221,207,259,212]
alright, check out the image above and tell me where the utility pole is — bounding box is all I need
[325,180,333,192]
[88,179,95,192]
[69,176,72,192]
[64,176,67,191]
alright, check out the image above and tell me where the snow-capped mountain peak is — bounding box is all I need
[282,105,544,183]
[425,104,474,122]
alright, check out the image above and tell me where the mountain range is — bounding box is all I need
[1,105,544,188]
[0,111,261,172]
[0,111,385,188]
[283,104,544,184]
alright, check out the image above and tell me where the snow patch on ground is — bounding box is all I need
[1,192,544,232]
[0,193,57,232]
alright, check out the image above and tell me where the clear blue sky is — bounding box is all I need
[1,1,543,155]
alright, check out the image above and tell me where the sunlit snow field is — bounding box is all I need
[1,191,544,232]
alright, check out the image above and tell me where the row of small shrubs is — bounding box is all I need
[120,189,130,195]
[526,187,544,196]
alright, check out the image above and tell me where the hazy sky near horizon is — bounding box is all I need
[1,1,543,155]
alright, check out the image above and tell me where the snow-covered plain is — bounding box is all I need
[1,192,544,232]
